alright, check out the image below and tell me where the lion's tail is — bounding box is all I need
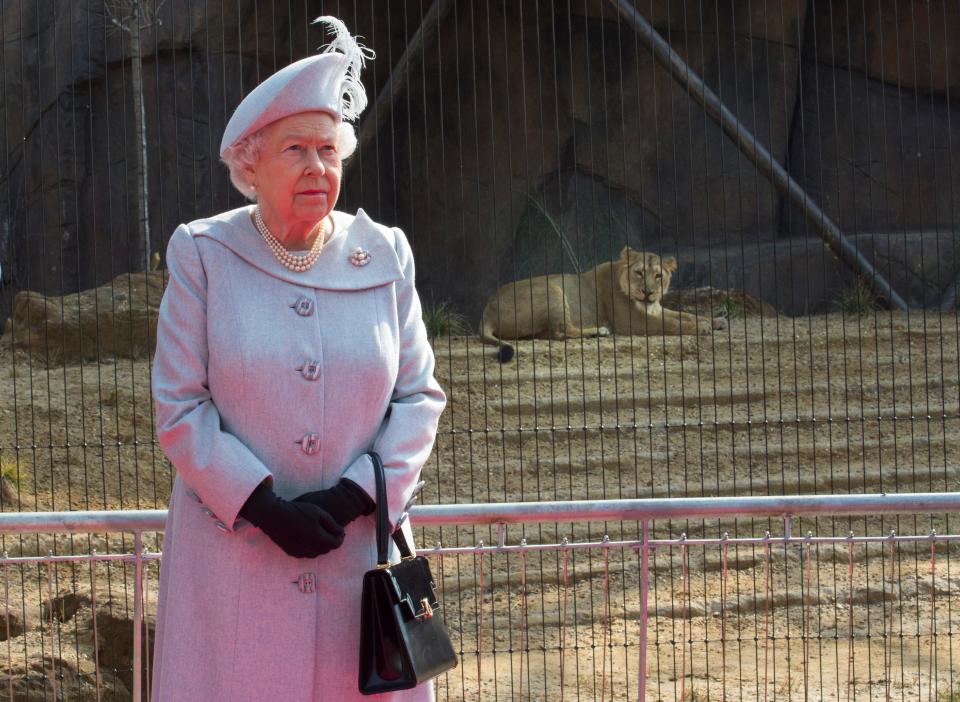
[478,315,515,363]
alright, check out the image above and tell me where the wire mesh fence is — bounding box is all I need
[1,0,960,699]
[435,532,960,702]
[1,499,960,701]
[0,548,161,701]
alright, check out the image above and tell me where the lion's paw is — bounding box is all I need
[597,326,611,337]
[712,317,728,330]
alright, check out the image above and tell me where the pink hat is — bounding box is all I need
[219,16,373,156]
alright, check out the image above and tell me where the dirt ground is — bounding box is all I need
[2,309,960,699]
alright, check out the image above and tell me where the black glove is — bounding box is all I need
[293,478,375,529]
[239,480,345,558]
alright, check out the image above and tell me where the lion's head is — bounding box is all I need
[616,247,677,305]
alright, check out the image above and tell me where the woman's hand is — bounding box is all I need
[293,478,374,529]
[240,481,345,558]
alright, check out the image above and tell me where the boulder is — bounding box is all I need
[3,0,959,331]
[672,231,959,315]
[662,286,780,318]
[571,0,809,45]
[805,0,960,98]
[782,59,960,238]
[93,611,154,694]
[567,22,802,247]
[0,604,35,642]
[10,271,166,364]
[363,2,808,321]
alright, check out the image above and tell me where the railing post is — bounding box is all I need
[133,530,143,702]
[638,519,649,702]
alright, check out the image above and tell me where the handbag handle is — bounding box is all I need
[369,452,414,567]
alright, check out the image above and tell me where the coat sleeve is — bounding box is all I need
[152,224,271,530]
[341,227,446,527]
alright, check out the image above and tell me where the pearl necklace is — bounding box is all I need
[253,206,328,272]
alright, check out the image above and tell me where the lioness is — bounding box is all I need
[479,247,726,360]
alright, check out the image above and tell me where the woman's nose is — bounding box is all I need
[304,148,326,174]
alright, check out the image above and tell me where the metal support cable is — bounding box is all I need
[609,0,910,312]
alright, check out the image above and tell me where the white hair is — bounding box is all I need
[220,119,358,201]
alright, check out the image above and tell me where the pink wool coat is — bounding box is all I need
[151,206,446,701]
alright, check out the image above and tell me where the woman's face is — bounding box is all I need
[246,111,342,232]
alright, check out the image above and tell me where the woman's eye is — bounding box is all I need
[321,145,336,153]
[286,144,301,151]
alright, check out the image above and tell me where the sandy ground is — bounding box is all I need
[2,310,960,699]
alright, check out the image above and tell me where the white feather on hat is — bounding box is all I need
[219,16,373,157]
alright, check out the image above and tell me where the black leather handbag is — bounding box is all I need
[358,452,458,695]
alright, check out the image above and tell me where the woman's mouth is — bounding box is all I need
[299,190,326,196]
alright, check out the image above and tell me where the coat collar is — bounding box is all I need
[189,206,404,290]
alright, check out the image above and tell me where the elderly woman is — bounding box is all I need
[150,17,445,701]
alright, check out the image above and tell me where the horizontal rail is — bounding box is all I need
[0,552,163,565]
[0,509,167,533]
[422,532,960,557]
[411,492,960,525]
[0,493,959,534]
[0,533,955,563]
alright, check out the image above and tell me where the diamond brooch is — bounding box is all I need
[349,247,371,267]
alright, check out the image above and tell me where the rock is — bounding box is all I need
[0,606,35,642]
[668,232,958,315]
[92,611,155,694]
[0,0,370,329]
[2,0,958,333]
[806,0,960,97]
[663,287,780,318]
[653,601,708,619]
[847,584,896,606]
[352,1,810,322]
[10,271,166,364]
[42,592,89,624]
[783,58,960,241]
[567,24,801,247]
[5,654,130,701]
[898,574,956,599]
[571,0,809,45]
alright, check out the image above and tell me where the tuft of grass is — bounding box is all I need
[680,687,710,702]
[714,294,744,320]
[0,457,20,487]
[835,275,880,315]
[422,301,470,339]
[940,690,960,702]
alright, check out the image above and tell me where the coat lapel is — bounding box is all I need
[189,206,404,290]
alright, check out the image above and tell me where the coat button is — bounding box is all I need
[293,572,316,594]
[214,520,229,532]
[202,507,215,518]
[298,361,322,381]
[290,296,314,316]
[186,489,202,503]
[297,433,321,455]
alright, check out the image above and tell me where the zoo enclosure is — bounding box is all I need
[1,0,960,698]
[2,493,960,701]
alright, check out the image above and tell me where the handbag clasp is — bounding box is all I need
[417,597,434,620]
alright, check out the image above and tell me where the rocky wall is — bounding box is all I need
[3,0,960,332]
